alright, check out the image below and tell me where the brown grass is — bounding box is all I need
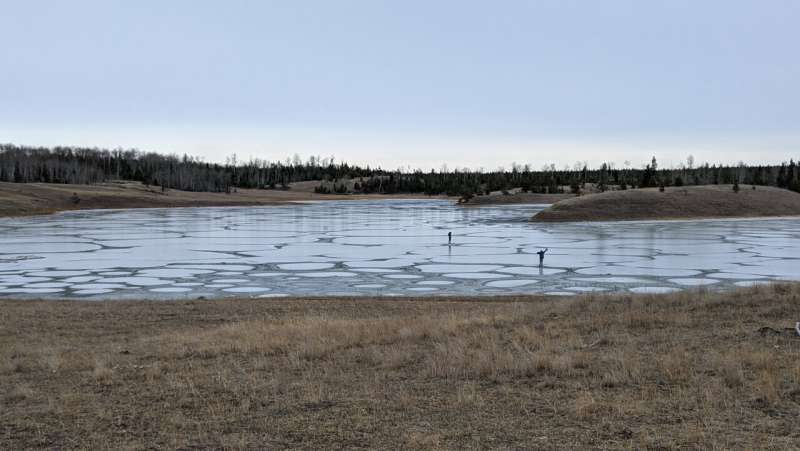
[2,285,800,449]
[0,181,449,217]
[533,184,800,222]
[461,191,572,206]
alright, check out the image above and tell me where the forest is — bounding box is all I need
[1,143,799,197]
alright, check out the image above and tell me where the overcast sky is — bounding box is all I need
[2,1,798,170]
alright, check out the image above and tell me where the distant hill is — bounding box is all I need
[532,185,800,222]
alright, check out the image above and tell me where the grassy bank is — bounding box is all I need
[460,191,571,206]
[0,181,447,217]
[2,285,799,449]
[533,185,800,222]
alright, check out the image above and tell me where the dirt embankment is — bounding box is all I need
[2,284,799,449]
[0,181,449,217]
[532,185,800,222]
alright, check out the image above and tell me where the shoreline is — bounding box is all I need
[0,292,567,304]
[8,201,800,225]
[6,182,800,223]
[0,281,790,305]
[531,213,800,224]
[459,191,572,206]
[532,185,800,223]
[0,281,779,302]
[0,181,454,218]
[0,197,454,220]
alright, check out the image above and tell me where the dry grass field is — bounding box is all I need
[533,185,800,222]
[2,285,800,449]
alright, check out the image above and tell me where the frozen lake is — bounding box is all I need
[1,200,798,299]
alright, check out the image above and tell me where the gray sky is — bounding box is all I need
[2,1,798,170]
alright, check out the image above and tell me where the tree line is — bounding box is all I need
[1,143,798,196]
[0,144,374,193]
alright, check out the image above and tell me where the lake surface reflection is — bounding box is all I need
[1,200,798,299]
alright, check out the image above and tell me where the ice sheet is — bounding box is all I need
[667,278,720,286]
[297,272,358,278]
[629,286,682,294]
[73,289,114,295]
[278,263,334,270]
[415,264,505,273]
[485,279,540,288]
[569,277,650,284]
[222,287,271,293]
[0,200,796,299]
[444,273,511,279]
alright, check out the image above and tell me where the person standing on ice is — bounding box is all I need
[536,248,548,266]
[448,232,452,245]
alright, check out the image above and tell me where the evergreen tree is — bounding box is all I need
[597,163,609,192]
